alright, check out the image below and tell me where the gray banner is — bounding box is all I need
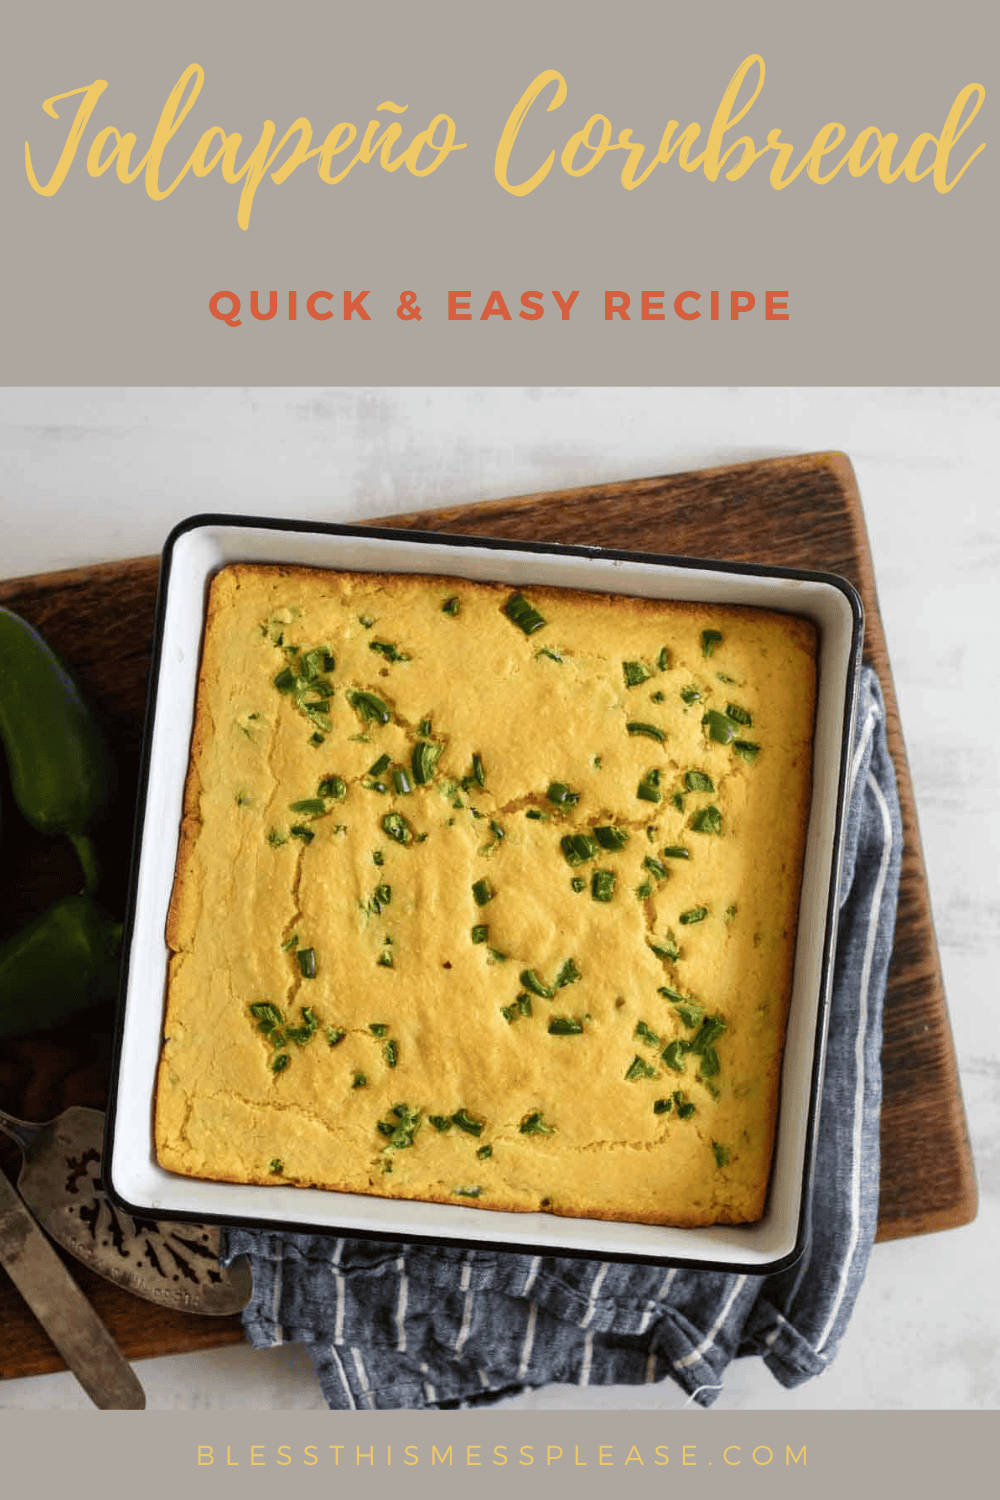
[1,1409,994,1500]
[1,0,997,382]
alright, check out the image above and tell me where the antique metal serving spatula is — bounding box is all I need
[0,1104,252,1315]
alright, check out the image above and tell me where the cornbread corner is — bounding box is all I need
[155,563,817,1227]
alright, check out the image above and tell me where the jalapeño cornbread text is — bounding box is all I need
[156,565,817,1226]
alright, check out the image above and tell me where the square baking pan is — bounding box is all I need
[106,513,864,1274]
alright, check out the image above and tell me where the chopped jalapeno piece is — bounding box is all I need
[296,947,317,979]
[368,753,391,776]
[636,880,654,899]
[644,856,668,881]
[477,1145,493,1160]
[536,646,563,662]
[680,906,708,924]
[519,1112,555,1135]
[712,1142,731,1167]
[637,769,662,803]
[326,1027,346,1047]
[288,798,327,818]
[472,878,494,906]
[442,596,461,615]
[383,1040,398,1066]
[525,808,547,820]
[701,629,722,657]
[547,781,579,806]
[520,968,555,998]
[454,1185,482,1197]
[625,1055,656,1082]
[289,824,314,843]
[429,1115,453,1132]
[471,924,489,944]
[452,1109,484,1137]
[680,685,702,705]
[623,660,652,688]
[308,732,326,746]
[555,957,580,987]
[684,770,714,793]
[251,1002,284,1031]
[725,703,753,726]
[376,950,394,967]
[411,740,441,784]
[648,933,680,961]
[487,947,508,964]
[593,825,629,851]
[268,1158,284,1174]
[504,592,547,635]
[653,1097,672,1115]
[570,876,586,893]
[691,805,722,835]
[675,1094,696,1119]
[392,766,414,796]
[348,690,391,726]
[657,647,671,672]
[548,1016,584,1035]
[650,691,665,703]
[663,845,690,859]
[591,869,615,902]
[317,775,346,799]
[734,740,760,764]
[560,832,598,865]
[382,812,413,845]
[369,641,409,663]
[662,1039,688,1072]
[635,1021,660,1047]
[517,993,533,1017]
[627,721,665,741]
[702,709,738,745]
[271,1053,291,1074]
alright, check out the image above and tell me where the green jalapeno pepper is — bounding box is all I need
[0,893,123,1038]
[0,607,116,894]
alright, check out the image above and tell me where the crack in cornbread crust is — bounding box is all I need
[156,564,817,1227]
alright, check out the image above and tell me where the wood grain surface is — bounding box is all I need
[0,452,976,1382]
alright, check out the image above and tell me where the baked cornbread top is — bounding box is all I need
[158,564,817,1226]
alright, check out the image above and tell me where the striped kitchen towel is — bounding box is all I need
[223,666,902,1408]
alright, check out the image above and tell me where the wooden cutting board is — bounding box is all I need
[0,451,976,1382]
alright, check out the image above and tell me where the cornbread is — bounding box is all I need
[156,564,817,1226]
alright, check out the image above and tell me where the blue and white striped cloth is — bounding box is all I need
[223,667,901,1408]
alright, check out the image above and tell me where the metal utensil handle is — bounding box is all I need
[0,1106,42,1154]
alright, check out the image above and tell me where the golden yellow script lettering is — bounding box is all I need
[495,69,567,195]
[24,68,467,228]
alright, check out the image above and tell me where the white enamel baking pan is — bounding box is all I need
[106,514,864,1274]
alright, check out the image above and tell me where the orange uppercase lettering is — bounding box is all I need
[495,69,568,196]
[344,290,371,320]
[765,290,789,319]
[605,291,630,320]
[25,81,108,195]
[210,291,241,326]
[710,290,720,320]
[480,291,512,320]
[519,291,544,320]
[641,291,664,319]
[675,291,700,320]
[251,290,278,321]
[288,290,297,320]
[731,290,755,319]
[448,291,472,320]
[307,291,334,320]
[551,290,579,319]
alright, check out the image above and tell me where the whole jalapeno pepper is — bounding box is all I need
[0,606,116,893]
[0,893,123,1038]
